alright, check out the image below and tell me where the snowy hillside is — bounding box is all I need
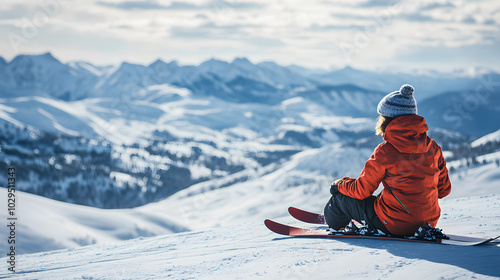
[0,188,187,254]
[0,143,375,254]
[144,145,500,232]
[142,143,374,230]
[472,129,500,148]
[1,194,499,279]
[3,143,500,256]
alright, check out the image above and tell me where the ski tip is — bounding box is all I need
[264,219,280,229]
[264,219,290,236]
[263,219,276,230]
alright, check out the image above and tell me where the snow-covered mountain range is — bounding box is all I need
[0,53,499,208]
[0,53,499,275]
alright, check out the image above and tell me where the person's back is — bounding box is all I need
[325,84,451,237]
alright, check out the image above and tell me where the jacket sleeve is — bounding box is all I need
[436,148,451,199]
[338,144,387,200]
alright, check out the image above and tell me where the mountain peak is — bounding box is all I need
[40,51,57,61]
[148,59,179,72]
[119,61,146,70]
[168,60,179,67]
[342,66,356,72]
[232,57,253,66]
[149,58,166,67]
[258,61,279,68]
[10,52,62,66]
[201,58,229,66]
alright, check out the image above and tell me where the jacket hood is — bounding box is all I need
[383,115,431,154]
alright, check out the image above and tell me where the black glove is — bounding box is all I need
[330,179,344,195]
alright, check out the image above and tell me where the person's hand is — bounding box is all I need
[330,179,344,195]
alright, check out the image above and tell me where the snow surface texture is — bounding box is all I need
[0,194,499,279]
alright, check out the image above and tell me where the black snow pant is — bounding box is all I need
[324,192,390,235]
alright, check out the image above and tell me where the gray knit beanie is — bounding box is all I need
[377,84,417,117]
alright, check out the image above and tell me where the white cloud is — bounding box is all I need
[0,0,498,70]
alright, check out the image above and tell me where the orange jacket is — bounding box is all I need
[338,115,451,236]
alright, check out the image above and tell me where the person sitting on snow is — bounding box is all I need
[325,84,451,237]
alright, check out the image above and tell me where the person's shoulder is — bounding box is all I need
[376,141,396,152]
[373,141,398,157]
[427,137,443,152]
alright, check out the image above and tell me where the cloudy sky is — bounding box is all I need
[1,0,499,71]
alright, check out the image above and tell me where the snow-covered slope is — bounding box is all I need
[472,129,500,148]
[0,188,187,254]
[143,143,500,231]
[142,143,374,230]
[446,151,500,198]
[0,143,374,254]
[4,143,500,256]
[1,194,498,280]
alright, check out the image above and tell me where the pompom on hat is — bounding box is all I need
[377,84,417,117]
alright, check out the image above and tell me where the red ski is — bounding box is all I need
[267,207,500,246]
[264,219,499,246]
